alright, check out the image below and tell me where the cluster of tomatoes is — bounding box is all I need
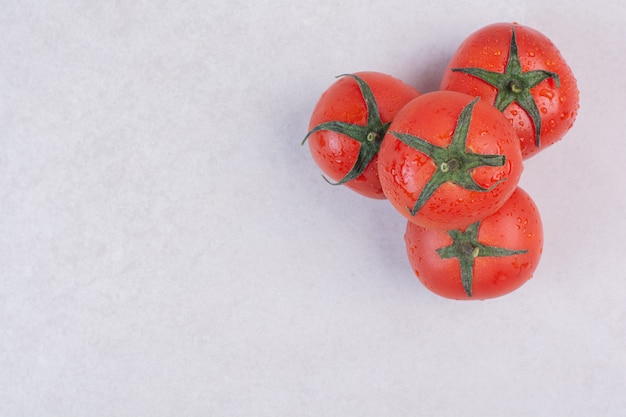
[303,23,579,300]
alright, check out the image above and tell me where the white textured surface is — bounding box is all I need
[1,1,624,416]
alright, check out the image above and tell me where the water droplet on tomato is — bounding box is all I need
[539,89,555,100]
[527,51,536,57]
[491,172,504,183]
[540,107,548,114]
[494,50,502,56]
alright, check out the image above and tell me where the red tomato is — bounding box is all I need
[378,90,523,230]
[304,72,421,199]
[405,187,543,300]
[440,22,579,159]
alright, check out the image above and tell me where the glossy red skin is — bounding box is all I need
[307,72,421,199]
[440,22,579,159]
[378,90,523,230]
[405,187,543,300]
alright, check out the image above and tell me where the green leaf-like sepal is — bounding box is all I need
[391,97,506,216]
[302,74,390,185]
[451,25,560,148]
[437,222,528,297]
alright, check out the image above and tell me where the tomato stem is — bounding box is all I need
[367,131,380,142]
[460,241,477,256]
[508,80,523,94]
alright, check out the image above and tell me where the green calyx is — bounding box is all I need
[451,25,561,148]
[437,222,528,297]
[302,74,390,186]
[391,97,506,217]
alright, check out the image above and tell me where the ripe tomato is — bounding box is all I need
[404,187,543,300]
[304,72,421,199]
[377,90,523,230]
[440,22,579,159]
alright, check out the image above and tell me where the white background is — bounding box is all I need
[1,1,624,416]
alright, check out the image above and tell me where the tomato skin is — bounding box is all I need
[405,187,543,300]
[306,72,421,199]
[440,22,579,159]
[377,90,523,230]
